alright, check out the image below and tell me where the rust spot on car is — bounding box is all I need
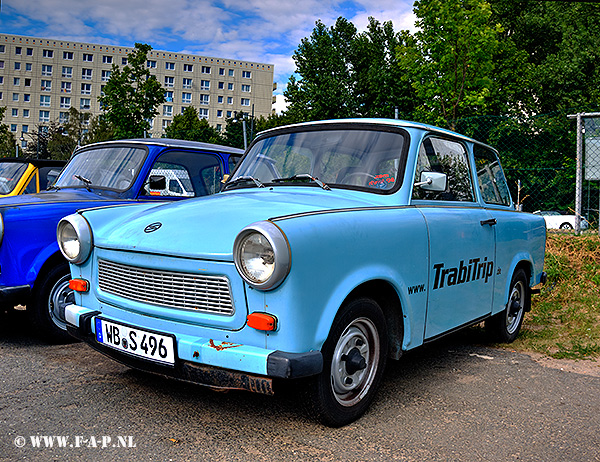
[208,339,242,351]
[193,351,200,358]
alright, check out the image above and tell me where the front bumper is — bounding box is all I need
[65,304,323,395]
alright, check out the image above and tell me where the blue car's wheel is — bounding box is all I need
[307,297,388,427]
[29,262,75,344]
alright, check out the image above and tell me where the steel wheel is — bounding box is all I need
[485,268,529,343]
[48,273,74,332]
[505,278,525,336]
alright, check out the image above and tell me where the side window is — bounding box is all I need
[23,172,38,194]
[412,137,474,201]
[143,151,223,197]
[473,145,512,206]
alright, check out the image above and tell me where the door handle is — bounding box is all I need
[480,218,497,226]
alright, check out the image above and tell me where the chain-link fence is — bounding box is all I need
[456,113,600,233]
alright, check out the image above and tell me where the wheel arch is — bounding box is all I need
[32,250,68,293]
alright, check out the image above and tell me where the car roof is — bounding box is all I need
[75,138,244,156]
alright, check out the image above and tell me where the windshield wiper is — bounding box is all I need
[272,174,331,191]
[224,175,265,190]
[74,174,92,191]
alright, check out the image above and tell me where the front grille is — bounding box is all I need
[98,259,234,315]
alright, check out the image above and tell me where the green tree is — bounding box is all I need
[164,107,223,143]
[98,43,165,139]
[284,18,359,122]
[398,0,502,129]
[0,107,16,157]
[84,115,115,145]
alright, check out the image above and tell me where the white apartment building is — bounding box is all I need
[0,34,276,148]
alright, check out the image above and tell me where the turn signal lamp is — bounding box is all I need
[247,312,277,331]
[69,278,89,293]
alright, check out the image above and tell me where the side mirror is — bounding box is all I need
[148,175,166,190]
[415,171,447,192]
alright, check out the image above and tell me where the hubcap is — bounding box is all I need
[506,280,525,335]
[331,317,380,407]
[48,275,75,331]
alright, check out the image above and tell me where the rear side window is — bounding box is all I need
[473,145,512,206]
[412,137,474,202]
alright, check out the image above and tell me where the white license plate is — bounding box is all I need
[95,318,176,366]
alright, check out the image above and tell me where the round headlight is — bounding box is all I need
[234,221,290,290]
[57,214,92,264]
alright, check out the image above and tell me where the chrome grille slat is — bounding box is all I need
[97,259,234,315]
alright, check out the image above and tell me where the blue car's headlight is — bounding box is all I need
[234,221,290,290]
[57,214,93,265]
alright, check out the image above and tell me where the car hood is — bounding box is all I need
[0,188,122,209]
[87,187,384,260]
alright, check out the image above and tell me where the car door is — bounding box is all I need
[412,136,496,340]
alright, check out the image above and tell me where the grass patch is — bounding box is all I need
[511,233,600,360]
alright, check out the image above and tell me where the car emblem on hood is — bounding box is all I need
[144,222,162,233]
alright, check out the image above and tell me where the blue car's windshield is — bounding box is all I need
[228,128,406,192]
[55,146,146,190]
[0,162,28,194]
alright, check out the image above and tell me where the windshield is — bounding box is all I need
[55,146,146,190]
[229,128,406,192]
[0,162,29,194]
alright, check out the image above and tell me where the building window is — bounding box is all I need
[242,71,251,78]
[198,108,208,119]
[14,62,21,70]
[61,81,72,93]
[41,80,52,91]
[103,55,113,64]
[11,124,17,131]
[82,53,93,62]
[218,82,224,90]
[40,95,51,107]
[122,57,128,65]
[63,51,73,60]
[147,60,156,68]
[23,109,30,118]
[13,77,20,86]
[241,98,250,106]
[182,92,192,104]
[162,119,171,129]
[82,68,92,80]
[228,69,234,77]
[199,94,209,105]
[59,112,69,124]
[242,84,251,92]
[23,94,30,102]
[226,110,232,118]
[41,64,52,76]
[0,76,3,84]
[43,49,54,58]
[228,83,234,91]
[217,95,223,103]
[12,93,19,101]
[164,91,173,102]
[24,78,31,87]
[0,45,4,53]
[200,80,210,90]
[62,66,72,78]
[0,61,4,69]
[26,48,33,56]
[164,76,174,87]
[166,62,175,70]
[39,110,50,122]
[217,109,223,118]
[182,78,192,89]
[60,97,71,108]
[25,63,32,71]
[201,66,211,74]
[219,68,225,75]
[80,98,91,110]
[163,105,173,117]
[12,108,18,117]
[81,83,92,95]
[227,96,233,104]
[101,70,111,81]
[216,124,222,131]
[15,46,22,55]
[184,64,193,72]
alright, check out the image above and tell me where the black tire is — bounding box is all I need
[485,268,529,343]
[559,222,573,230]
[306,297,388,427]
[28,262,76,344]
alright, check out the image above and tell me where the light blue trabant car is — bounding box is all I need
[59,119,546,426]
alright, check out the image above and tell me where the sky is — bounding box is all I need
[0,0,417,113]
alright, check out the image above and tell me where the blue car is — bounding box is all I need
[61,120,546,426]
[0,139,242,342]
